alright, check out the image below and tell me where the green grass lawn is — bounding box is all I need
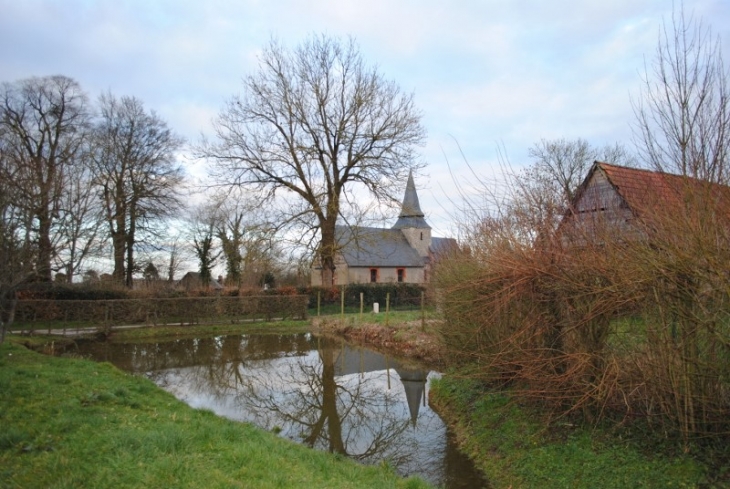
[5,312,714,488]
[430,376,708,489]
[0,341,430,489]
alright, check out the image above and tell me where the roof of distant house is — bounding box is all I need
[574,161,730,219]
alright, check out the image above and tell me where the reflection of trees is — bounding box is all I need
[148,334,318,399]
[74,333,489,486]
[237,338,414,465]
[79,333,316,395]
[80,335,426,466]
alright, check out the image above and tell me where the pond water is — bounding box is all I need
[70,332,488,488]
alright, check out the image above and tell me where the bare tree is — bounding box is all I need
[91,93,185,287]
[53,157,105,283]
[205,193,253,287]
[190,213,220,288]
[0,147,35,342]
[525,138,635,206]
[204,192,281,288]
[633,6,730,183]
[217,208,245,286]
[199,35,426,286]
[0,75,90,282]
[509,138,635,240]
[163,232,186,283]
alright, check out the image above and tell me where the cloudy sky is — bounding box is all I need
[2,0,729,235]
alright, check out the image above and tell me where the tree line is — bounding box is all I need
[1,34,428,330]
[0,77,184,290]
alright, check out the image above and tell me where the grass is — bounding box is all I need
[0,341,430,489]
[5,312,714,488]
[311,306,436,324]
[9,315,307,332]
[429,376,709,489]
[107,319,311,341]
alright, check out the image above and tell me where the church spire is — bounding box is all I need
[393,171,431,229]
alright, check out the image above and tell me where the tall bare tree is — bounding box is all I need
[91,93,185,287]
[217,208,245,286]
[199,35,426,286]
[188,206,222,288]
[634,6,730,183]
[54,157,104,283]
[202,192,278,288]
[526,138,634,204]
[509,138,635,239]
[163,232,186,283]
[0,145,35,341]
[0,75,90,282]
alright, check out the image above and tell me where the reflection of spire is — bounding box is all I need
[395,367,429,428]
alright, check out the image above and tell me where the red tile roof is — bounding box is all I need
[592,161,730,220]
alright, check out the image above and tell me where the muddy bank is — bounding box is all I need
[313,317,447,366]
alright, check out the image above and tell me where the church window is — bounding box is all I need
[397,268,405,283]
[370,268,378,283]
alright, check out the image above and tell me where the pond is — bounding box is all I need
[70,332,488,488]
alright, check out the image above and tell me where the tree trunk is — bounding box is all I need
[0,289,17,344]
[37,210,53,282]
[319,218,337,287]
[112,230,126,284]
[320,346,346,455]
[125,202,137,288]
[125,232,135,288]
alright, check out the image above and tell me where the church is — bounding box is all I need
[311,172,457,286]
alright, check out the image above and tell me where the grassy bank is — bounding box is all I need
[5,314,717,488]
[0,342,429,489]
[107,319,311,341]
[430,376,709,489]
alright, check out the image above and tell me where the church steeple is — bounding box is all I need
[393,171,431,230]
[392,170,431,259]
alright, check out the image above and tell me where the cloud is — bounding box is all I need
[2,0,729,237]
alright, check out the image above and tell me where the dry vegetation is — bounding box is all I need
[314,315,447,366]
[434,177,730,448]
[432,8,730,453]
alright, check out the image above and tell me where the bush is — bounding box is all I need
[433,179,730,446]
[14,295,309,325]
[297,284,427,310]
[17,283,130,301]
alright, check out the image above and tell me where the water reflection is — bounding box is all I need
[73,333,488,488]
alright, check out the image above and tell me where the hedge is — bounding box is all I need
[297,283,428,309]
[13,295,308,326]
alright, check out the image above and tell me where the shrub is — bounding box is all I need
[17,283,129,301]
[433,178,730,446]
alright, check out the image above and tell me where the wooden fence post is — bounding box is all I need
[340,286,345,326]
[386,293,390,327]
[359,292,363,323]
[421,290,425,332]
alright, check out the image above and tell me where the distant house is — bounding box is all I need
[178,272,223,291]
[558,161,730,246]
[311,172,457,286]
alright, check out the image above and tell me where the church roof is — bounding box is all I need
[430,237,458,256]
[336,226,425,267]
[392,171,431,230]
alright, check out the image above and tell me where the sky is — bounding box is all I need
[2,0,730,237]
